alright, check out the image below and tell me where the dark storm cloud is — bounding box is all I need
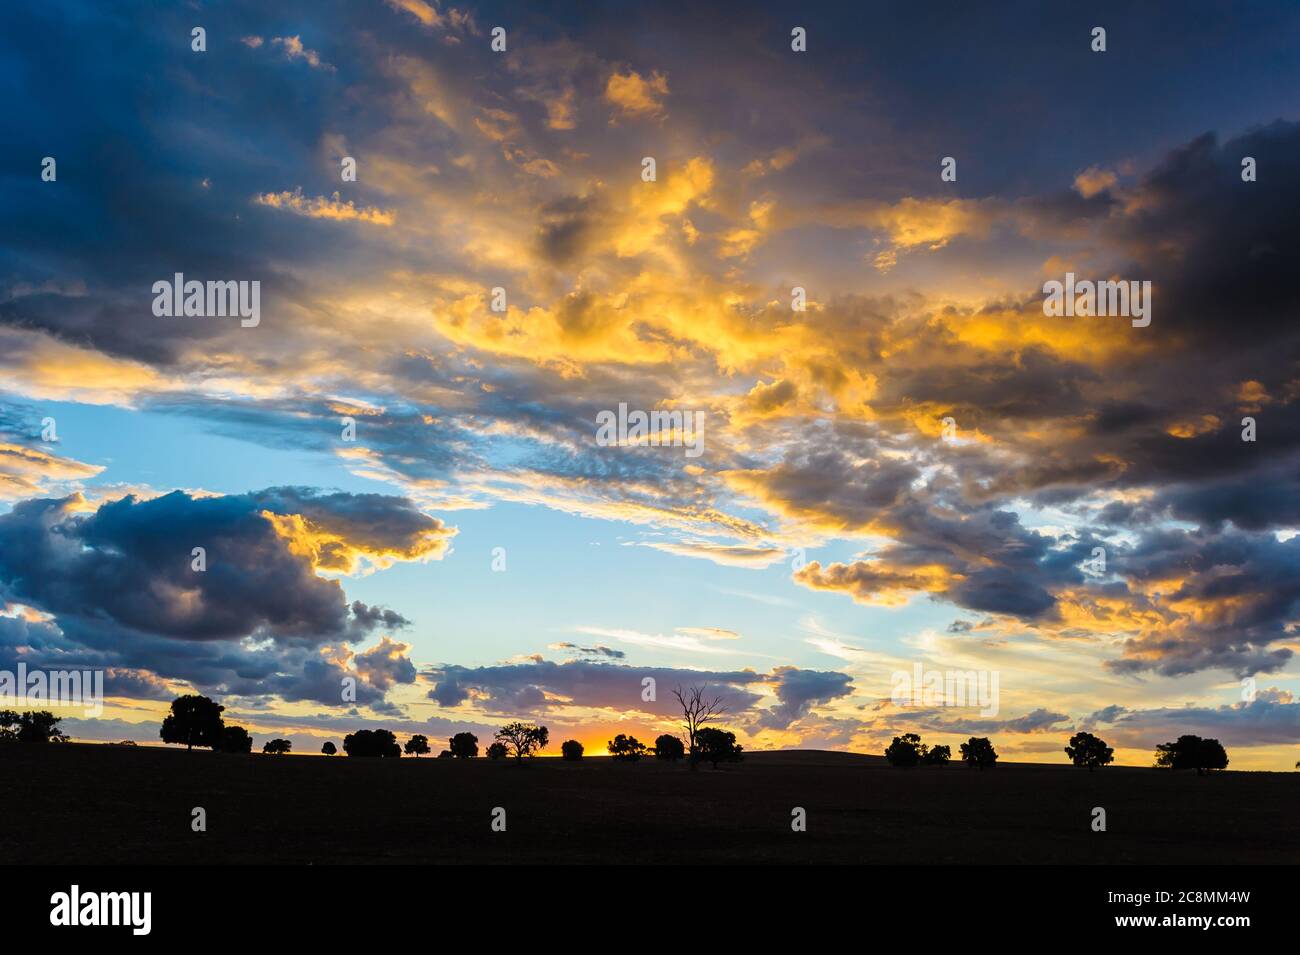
[0,293,189,368]
[0,492,339,643]
[1110,124,1300,342]
[0,0,435,366]
[1106,528,1300,678]
[877,346,1098,424]
[1088,402,1161,437]
[741,445,920,532]
[775,408,1297,677]
[0,487,444,708]
[949,568,1056,619]
[0,489,445,643]
[1154,459,1300,532]
[785,439,1086,621]
[1011,123,1300,514]
[790,444,1300,676]
[775,115,1300,673]
[818,124,1300,547]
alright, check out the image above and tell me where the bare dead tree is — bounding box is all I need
[673,685,725,765]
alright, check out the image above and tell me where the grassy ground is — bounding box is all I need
[1,743,1295,864]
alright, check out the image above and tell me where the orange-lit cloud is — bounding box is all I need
[604,68,669,120]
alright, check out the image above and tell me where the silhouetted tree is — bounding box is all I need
[486,742,507,760]
[884,733,927,767]
[960,737,998,769]
[0,710,68,743]
[654,734,685,761]
[608,734,647,761]
[495,722,548,760]
[695,727,743,768]
[1154,735,1229,774]
[404,734,431,757]
[1065,732,1113,771]
[262,738,292,755]
[343,728,401,758]
[561,739,584,760]
[321,741,337,756]
[160,694,225,751]
[673,685,725,767]
[220,725,253,754]
[923,743,951,765]
[448,732,478,758]
[437,750,454,758]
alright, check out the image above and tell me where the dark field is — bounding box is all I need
[2,743,1296,864]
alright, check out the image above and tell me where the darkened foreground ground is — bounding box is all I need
[2,744,1296,864]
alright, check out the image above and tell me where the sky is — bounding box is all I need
[1,0,1299,767]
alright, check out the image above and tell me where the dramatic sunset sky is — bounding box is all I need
[2,1,1299,767]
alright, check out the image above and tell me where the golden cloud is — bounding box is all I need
[604,68,669,120]
[254,189,396,225]
[0,443,104,501]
